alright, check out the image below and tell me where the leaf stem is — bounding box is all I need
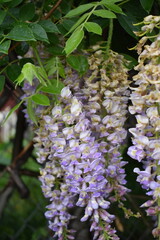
[105,19,113,59]
[2,7,18,21]
[0,37,6,45]
[32,45,50,85]
[118,0,130,6]
[32,46,45,72]
[0,59,19,75]
[82,5,98,26]
[55,57,59,87]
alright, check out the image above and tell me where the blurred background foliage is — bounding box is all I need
[0,0,159,239]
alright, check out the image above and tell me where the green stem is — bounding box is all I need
[82,5,98,25]
[105,19,113,59]
[0,37,6,45]
[118,0,130,6]
[32,45,50,85]
[33,46,45,72]
[0,59,19,75]
[55,57,59,87]
[2,7,18,21]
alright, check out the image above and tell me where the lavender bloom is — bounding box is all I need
[128,16,160,238]
[23,47,130,239]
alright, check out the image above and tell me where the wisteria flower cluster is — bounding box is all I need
[26,48,131,240]
[128,15,160,238]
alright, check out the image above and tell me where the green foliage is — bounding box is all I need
[6,63,21,81]
[30,23,49,43]
[0,74,5,91]
[0,10,6,24]
[41,79,64,94]
[19,3,35,21]
[7,23,36,41]
[27,99,37,125]
[31,93,50,106]
[84,22,102,35]
[65,3,95,18]
[140,0,154,12]
[67,55,88,75]
[0,39,11,54]
[65,28,84,55]
[39,19,60,33]
[16,63,48,86]
[93,9,116,18]
[1,100,23,125]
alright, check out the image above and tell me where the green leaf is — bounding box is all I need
[84,22,102,35]
[19,3,35,21]
[67,55,88,75]
[6,63,21,81]
[32,94,50,106]
[140,0,154,13]
[45,57,56,73]
[1,101,23,125]
[100,0,123,4]
[21,63,35,85]
[15,42,29,56]
[19,63,48,86]
[0,10,6,24]
[15,73,24,86]
[7,23,36,41]
[58,64,65,78]
[30,23,49,43]
[65,29,84,55]
[41,79,64,94]
[36,67,48,84]
[0,75,5,92]
[67,13,88,34]
[65,3,95,18]
[103,3,124,14]
[47,46,64,56]
[38,20,60,33]
[122,53,138,69]
[19,58,34,68]
[62,19,75,31]
[61,0,71,14]
[0,40,11,54]
[93,9,116,18]
[6,0,23,7]
[117,14,139,39]
[27,99,37,125]
[0,0,12,2]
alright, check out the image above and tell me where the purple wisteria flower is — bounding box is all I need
[128,16,160,238]
[23,47,130,240]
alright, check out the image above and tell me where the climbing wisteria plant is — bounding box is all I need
[0,0,160,240]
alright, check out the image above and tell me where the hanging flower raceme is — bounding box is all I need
[127,15,160,238]
[84,49,130,200]
[23,46,131,240]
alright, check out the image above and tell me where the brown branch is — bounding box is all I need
[43,0,62,20]
[12,141,34,168]
[0,183,14,218]
[12,109,26,162]
[20,169,39,178]
[7,166,29,198]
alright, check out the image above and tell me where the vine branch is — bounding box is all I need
[105,19,113,59]
[43,0,62,20]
